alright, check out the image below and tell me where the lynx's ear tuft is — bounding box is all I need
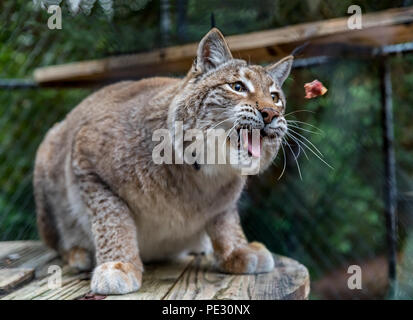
[265,55,294,86]
[195,28,233,73]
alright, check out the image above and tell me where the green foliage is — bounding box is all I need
[1,0,413,299]
[0,88,91,240]
[241,61,388,278]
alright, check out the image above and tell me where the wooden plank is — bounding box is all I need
[252,255,310,300]
[0,241,309,300]
[0,241,58,277]
[0,268,35,294]
[37,271,91,300]
[1,266,90,300]
[164,254,255,300]
[0,241,39,259]
[0,241,62,298]
[163,254,309,300]
[3,257,195,300]
[0,240,193,300]
[105,256,194,300]
[33,6,413,86]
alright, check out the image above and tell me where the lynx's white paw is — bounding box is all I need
[219,242,274,274]
[91,261,142,295]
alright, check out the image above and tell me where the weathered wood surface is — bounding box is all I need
[33,6,413,86]
[0,241,309,300]
[0,268,34,294]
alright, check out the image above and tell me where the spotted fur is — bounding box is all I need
[33,28,293,294]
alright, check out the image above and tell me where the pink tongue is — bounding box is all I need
[248,133,261,158]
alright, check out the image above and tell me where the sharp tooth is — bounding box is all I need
[242,130,248,150]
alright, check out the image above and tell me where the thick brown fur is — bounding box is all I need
[34,28,294,294]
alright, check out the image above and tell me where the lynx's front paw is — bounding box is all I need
[219,242,274,274]
[91,261,142,295]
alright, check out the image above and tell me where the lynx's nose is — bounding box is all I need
[260,108,279,124]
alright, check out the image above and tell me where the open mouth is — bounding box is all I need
[233,128,262,158]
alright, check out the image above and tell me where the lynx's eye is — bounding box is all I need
[230,82,247,93]
[271,92,279,102]
[271,92,283,106]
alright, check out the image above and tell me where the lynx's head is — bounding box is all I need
[169,28,293,175]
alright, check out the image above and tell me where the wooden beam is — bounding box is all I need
[34,6,413,86]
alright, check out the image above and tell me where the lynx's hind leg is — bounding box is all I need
[34,147,60,251]
[65,247,93,271]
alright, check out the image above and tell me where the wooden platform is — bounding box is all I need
[0,241,309,300]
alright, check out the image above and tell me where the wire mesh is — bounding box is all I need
[1,0,413,300]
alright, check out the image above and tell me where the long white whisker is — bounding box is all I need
[209,117,235,130]
[287,128,324,157]
[284,109,315,117]
[284,139,302,180]
[222,121,238,150]
[287,120,323,133]
[287,131,334,170]
[207,109,231,114]
[287,124,320,135]
[277,141,287,180]
[286,132,309,160]
[226,122,238,139]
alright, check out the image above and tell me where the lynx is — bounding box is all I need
[34,28,293,295]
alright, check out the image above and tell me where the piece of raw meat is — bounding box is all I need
[304,80,328,99]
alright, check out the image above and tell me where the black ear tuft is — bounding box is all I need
[291,41,309,58]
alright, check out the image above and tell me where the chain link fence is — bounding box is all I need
[1,0,413,299]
